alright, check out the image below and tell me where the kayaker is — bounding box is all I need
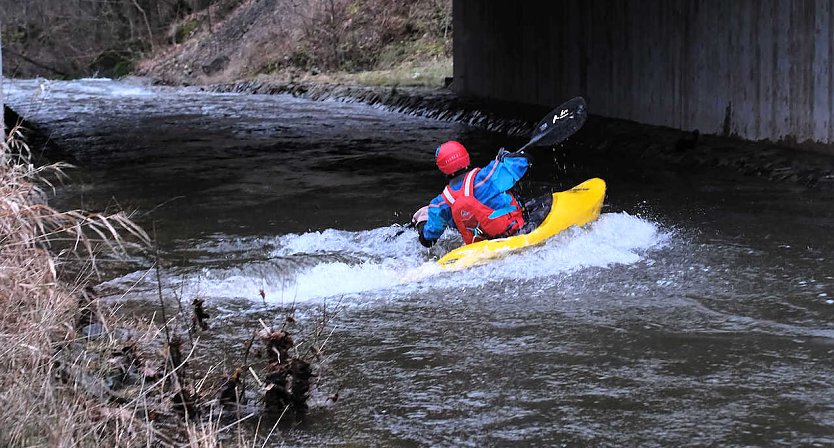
[412,140,550,248]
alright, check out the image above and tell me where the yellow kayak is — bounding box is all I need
[436,178,606,269]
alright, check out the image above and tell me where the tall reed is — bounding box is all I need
[1,121,328,446]
[0,123,154,446]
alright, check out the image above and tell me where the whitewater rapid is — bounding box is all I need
[99,212,668,305]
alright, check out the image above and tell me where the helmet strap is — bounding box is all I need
[447,167,470,181]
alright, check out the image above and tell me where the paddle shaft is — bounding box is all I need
[387,222,416,240]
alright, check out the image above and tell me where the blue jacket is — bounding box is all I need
[421,156,529,242]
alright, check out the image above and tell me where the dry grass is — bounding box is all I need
[281,57,453,88]
[0,122,153,446]
[0,123,335,446]
[0,123,230,447]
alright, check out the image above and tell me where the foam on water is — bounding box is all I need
[100,212,668,304]
[482,211,666,280]
[6,78,156,107]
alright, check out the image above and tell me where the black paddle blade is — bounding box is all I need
[524,96,587,149]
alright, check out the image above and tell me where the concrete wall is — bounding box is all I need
[453,0,834,147]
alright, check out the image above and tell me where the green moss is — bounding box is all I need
[90,49,137,78]
[292,48,312,68]
[2,25,30,44]
[174,20,200,43]
[112,60,135,78]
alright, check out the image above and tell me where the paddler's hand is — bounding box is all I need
[411,206,435,247]
[497,147,531,164]
[412,205,429,225]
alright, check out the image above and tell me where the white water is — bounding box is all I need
[8,78,157,103]
[100,212,667,304]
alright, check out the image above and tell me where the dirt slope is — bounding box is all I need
[137,0,452,86]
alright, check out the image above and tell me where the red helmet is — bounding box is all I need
[435,141,470,175]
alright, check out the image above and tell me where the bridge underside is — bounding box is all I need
[453,0,834,150]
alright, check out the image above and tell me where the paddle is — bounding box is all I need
[515,96,587,153]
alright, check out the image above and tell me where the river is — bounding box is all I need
[6,78,834,447]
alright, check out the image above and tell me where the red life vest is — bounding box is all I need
[441,168,525,244]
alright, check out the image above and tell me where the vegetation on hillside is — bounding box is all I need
[0,0,240,78]
[1,0,452,86]
[138,0,453,86]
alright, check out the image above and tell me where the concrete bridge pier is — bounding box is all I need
[453,0,834,153]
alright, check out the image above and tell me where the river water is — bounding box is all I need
[6,78,834,447]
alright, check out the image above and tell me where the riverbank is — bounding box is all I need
[0,128,154,445]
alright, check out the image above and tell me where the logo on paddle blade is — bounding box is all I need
[553,108,570,122]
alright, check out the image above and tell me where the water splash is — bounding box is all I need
[100,212,668,304]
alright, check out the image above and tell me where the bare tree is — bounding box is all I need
[1,27,5,144]
[130,0,156,53]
